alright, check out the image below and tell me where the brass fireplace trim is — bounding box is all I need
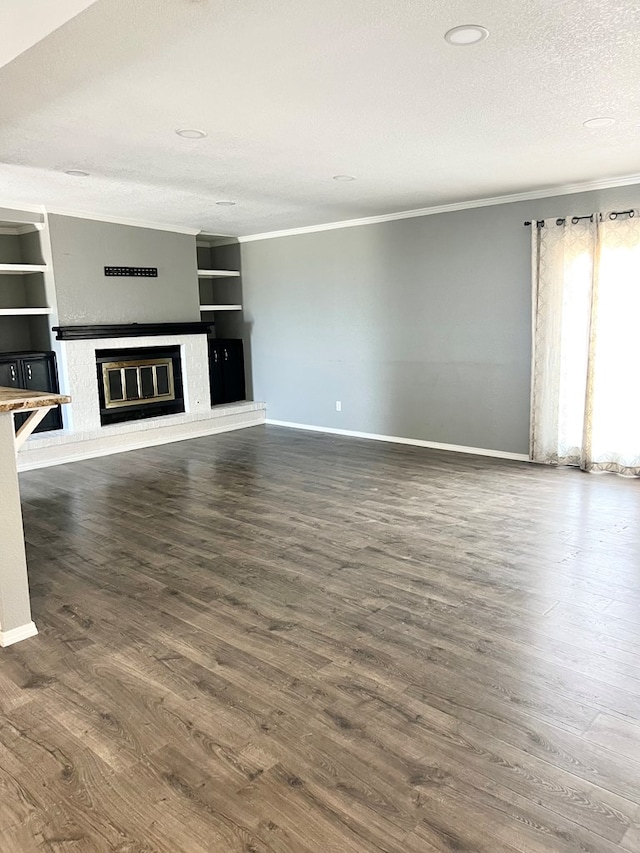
[101,357,175,409]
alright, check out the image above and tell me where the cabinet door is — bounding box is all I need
[0,359,28,431]
[0,359,22,389]
[208,341,226,405]
[220,339,246,403]
[22,355,62,433]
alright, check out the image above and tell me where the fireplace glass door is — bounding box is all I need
[101,358,175,409]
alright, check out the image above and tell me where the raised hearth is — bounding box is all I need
[16,322,266,471]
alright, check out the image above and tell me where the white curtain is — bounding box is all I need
[530,210,640,476]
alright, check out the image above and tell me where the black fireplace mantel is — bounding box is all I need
[53,322,213,341]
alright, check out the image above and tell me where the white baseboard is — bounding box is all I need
[18,410,265,472]
[0,621,38,647]
[265,419,530,462]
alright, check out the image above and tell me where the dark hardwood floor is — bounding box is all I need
[2,424,640,852]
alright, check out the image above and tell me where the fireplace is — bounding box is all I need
[96,345,184,425]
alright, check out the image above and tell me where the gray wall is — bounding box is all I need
[241,184,640,455]
[49,214,200,325]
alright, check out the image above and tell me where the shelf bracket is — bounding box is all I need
[14,407,54,451]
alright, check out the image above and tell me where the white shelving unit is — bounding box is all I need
[196,238,243,333]
[0,213,58,356]
[197,269,240,278]
[0,264,49,275]
[199,304,242,312]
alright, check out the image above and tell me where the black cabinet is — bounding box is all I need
[208,339,246,405]
[0,351,63,433]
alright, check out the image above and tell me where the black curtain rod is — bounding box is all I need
[524,209,635,227]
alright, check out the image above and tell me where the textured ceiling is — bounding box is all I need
[0,0,639,236]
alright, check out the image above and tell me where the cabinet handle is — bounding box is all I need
[10,365,16,382]
[223,349,229,361]
[26,364,32,380]
[213,350,218,363]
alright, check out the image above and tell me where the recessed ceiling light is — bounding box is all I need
[583,117,615,129]
[65,169,89,177]
[444,25,489,45]
[175,128,207,139]
[333,175,356,182]
[216,200,236,206]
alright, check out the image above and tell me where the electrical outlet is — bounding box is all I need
[335,400,342,412]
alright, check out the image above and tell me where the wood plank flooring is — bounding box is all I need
[2,424,640,853]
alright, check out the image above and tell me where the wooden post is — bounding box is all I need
[0,411,38,646]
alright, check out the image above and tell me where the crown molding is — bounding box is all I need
[45,207,199,236]
[197,235,238,248]
[0,224,43,235]
[0,201,46,215]
[238,172,640,242]
[0,201,46,235]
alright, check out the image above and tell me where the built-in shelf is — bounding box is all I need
[0,307,52,316]
[199,304,243,312]
[0,263,49,275]
[197,269,240,278]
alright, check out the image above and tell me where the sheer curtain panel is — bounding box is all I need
[530,211,640,476]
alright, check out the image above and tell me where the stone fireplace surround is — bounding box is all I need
[17,323,265,471]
